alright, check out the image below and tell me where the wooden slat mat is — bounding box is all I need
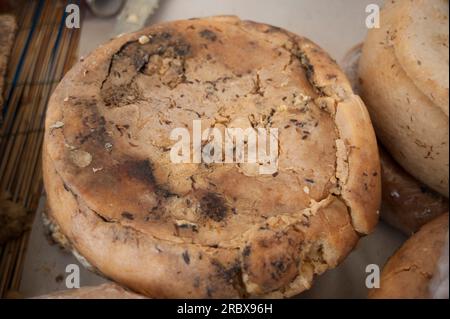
[0,0,81,298]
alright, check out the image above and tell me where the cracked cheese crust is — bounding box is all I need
[43,16,380,298]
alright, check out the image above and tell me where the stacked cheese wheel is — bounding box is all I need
[356,0,449,298]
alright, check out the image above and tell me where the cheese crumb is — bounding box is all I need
[49,121,64,129]
[127,14,139,23]
[278,104,288,112]
[105,142,113,151]
[138,35,150,45]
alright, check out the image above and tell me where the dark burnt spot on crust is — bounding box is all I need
[68,98,112,147]
[124,159,156,186]
[199,29,217,42]
[242,245,251,257]
[174,43,191,57]
[211,259,247,297]
[121,160,178,200]
[211,259,240,282]
[76,111,108,145]
[270,257,295,281]
[199,193,228,222]
[182,250,190,264]
[241,230,302,293]
[121,211,134,220]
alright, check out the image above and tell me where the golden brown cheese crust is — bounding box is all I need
[44,16,380,298]
[369,213,449,299]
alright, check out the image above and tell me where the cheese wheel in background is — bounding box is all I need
[369,213,449,299]
[341,44,449,236]
[379,148,448,235]
[358,0,449,197]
